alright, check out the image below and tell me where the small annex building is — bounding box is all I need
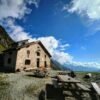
[3,40,51,72]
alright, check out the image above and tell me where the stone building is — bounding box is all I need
[3,40,51,72]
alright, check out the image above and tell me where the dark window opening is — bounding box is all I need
[26,45,30,48]
[9,52,12,55]
[37,46,40,48]
[27,50,30,58]
[37,58,40,68]
[44,61,47,68]
[8,58,11,64]
[22,42,25,45]
[37,52,40,56]
[45,55,46,58]
[25,59,31,65]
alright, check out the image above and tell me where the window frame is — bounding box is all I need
[25,59,31,65]
[37,52,40,56]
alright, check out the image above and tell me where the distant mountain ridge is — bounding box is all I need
[64,63,100,72]
[0,25,14,53]
[51,60,100,72]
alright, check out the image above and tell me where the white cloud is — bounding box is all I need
[2,18,32,41]
[2,19,73,64]
[31,36,73,64]
[0,0,39,20]
[0,0,73,65]
[60,43,70,48]
[53,51,73,64]
[0,0,39,40]
[0,0,100,69]
[67,0,100,20]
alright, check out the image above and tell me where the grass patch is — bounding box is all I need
[0,75,11,100]
[24,81,45,97]
[24,84,40,96]
[75,72,100,85]
[0,75,9,89]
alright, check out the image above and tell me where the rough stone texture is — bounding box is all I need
[16,43,51,71]
[4,42,51,71]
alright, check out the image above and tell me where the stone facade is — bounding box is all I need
[3,41,51,71]
[4,51,17,71]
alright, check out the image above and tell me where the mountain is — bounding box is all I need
[0,25,14,53]
[51,60,100,72]
[64,63,100,72]
[51,59,71,71]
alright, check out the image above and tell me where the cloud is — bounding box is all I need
[0,0,40,41]
[0,0,72,65]
[1,18,73,64]
[0,0,100,69]
[2,19,33,41]
[59,44,70,51]
[53,51,73,64]
[31,36,73,64]
[0,0,39,41]
[0,0,39,20]
[67,0,100,21]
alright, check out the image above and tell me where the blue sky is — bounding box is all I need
[0,0,100,69]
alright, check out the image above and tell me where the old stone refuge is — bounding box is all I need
[3,39,51,72]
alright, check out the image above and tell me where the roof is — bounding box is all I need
[37,41,51,57]
[3,40,52,57]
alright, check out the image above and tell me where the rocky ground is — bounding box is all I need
[0,72,51,100]
[0,70,100,100]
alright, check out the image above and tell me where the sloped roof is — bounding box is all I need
[37,41,51,57]
[3,40,52,57]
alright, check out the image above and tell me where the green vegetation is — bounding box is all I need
[24,81,44,97]
[24,84,40,96]
[0,25,14,52]
[0,71,99,100]
[0,75,11,100]
[0,76,9,89]
[0,44,5,53]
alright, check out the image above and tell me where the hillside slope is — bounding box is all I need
[51,59,71,71]
[0,25,14,53]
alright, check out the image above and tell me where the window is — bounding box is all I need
[45,55,46,58]
[37,46,40,48]
[44,61,47,68]
[8,58,11,64]
[37,46,40,51]
[26,45,30,48]
[37,52,40,56]
[9,52,12,55]
[37,58,40,67]
[27,50,30,58]
[25,59,31,65]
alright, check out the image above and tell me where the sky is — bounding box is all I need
[0,0,100,69]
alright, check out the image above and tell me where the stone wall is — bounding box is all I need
[16,43,51,71]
